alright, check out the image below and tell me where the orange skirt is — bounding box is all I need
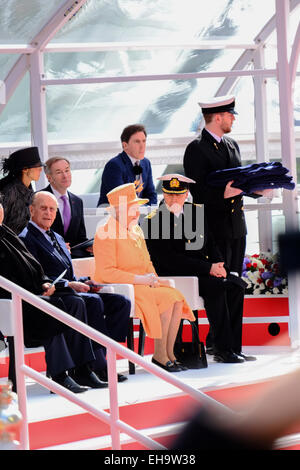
[133,284,195,338]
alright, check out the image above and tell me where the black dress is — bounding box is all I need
[0,178,33,234]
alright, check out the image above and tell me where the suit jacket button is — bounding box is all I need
[232,209,234,213]
[231,199,234,203]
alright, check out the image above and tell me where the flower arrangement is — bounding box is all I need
[242,252,288,295]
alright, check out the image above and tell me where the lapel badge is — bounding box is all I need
[214,142,218,150]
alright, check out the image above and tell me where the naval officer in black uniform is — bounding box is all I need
[142,174,249,364]
[183,96,269,360]
[183,96,247,277]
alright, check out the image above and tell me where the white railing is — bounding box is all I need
[0,275,234,451]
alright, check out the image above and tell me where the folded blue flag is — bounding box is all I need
[207,161,295,193]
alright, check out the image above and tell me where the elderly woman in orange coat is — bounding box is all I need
[93,183,195,372]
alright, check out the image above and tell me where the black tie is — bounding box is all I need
[219,139,231,167]
[133,162,142,177]
[46,230,63,253]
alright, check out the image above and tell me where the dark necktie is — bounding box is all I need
[46,229,72,270]
[46,230,63,253]
[218,139,232,167]
[133,161,142,179]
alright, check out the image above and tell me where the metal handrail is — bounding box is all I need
[0,275,234,451]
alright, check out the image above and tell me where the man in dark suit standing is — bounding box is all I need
[183,96,265,360]
[142,174,247,363]
[20,191,131,382]
[42,157,91,258]
[97,124,157,207]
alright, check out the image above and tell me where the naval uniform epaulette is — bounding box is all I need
[145,209,157,219]
[193,203,203,208]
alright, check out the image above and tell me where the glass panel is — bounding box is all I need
[272,211,285,253]
[266,77,300,134]
[44,75,256,140]
[52,0,275,44]
[244,210,259,255]
[266,78,280,133]
[44,48,242,78]
[0,1,63,44]
[45,78,226,141]
[0,73,30,143]
[0,54,21,81]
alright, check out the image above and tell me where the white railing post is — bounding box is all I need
[11,293,30,450]
[106,348,121,450]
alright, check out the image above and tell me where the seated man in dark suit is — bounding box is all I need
[19,192,131,382]
[0,193,108,393]
[97,124,157,207]
[142,174,255,364]
[42,156,91,259]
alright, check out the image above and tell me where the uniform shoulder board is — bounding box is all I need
[193,203,203,208]
[145,209,157,219]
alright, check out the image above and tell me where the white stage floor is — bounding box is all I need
[6,345,299,425]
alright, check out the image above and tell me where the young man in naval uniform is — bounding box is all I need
[142,174,248,364]
[183,96,271,360]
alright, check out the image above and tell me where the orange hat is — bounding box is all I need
[106,183,149,207]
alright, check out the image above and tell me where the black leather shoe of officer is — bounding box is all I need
[97,369,128,383]
[52,373,88,394]
[213,351,244,364]
[205,346,216,355]
[71,368,108,389]
[236,352,257,361]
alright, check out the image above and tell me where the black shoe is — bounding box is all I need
[52,374,89,394]
[205,347,216,355]
[71,370,108,389]
[173,360,188,371]
[213,351,244,364]
[97,369,128,383]
[236,352,257,361]
[151,357,181,372]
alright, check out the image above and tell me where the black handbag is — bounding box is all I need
[174,320,208,369]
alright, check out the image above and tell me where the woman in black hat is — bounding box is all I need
[0,147,44,234]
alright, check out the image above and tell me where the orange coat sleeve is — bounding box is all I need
[93,229,136,284]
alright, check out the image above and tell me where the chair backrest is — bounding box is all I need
[0,299,14,336]
[78,193,99,209]
[72,257,96,278]
[72,257,136,317]
[160,276,204,310]
[84,207,110,239]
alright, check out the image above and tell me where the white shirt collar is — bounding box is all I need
[29,220,48,236]
[126,153,141,166]
[205,128,223,143]
[50,185,68,200]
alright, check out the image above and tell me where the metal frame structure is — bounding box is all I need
[0,0,299,342]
